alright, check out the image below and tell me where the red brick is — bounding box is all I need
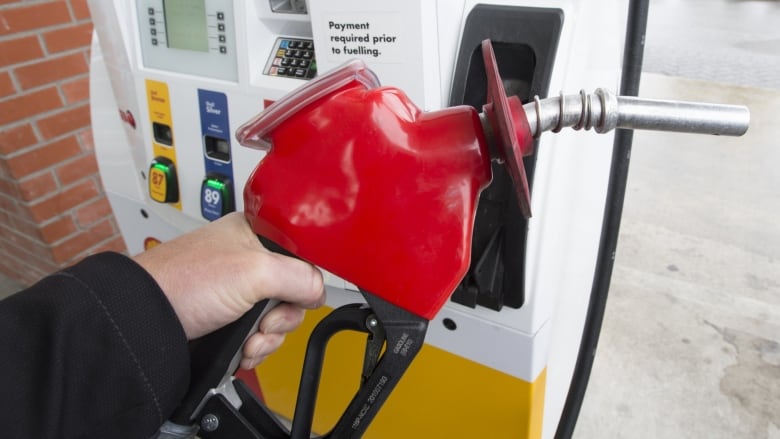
[0,255,46,288]
[61,75,89,103]
[28,179,99,223]
[0,177,19,198]
[14,52,88,90]
[55,152,96,186]
[0,222,47,256]
[0,239,57,278]
[0,87,62,125]
[51,217,115,263]
[36,103,91,140]
[0,2,71,36]
[4,214,41,241]
[5,136,81,179]
[0,71,16,98]
[0,227,54,262]
[43,22,93,54]
[0,123,38,155]
[0,35,44,68]
[17,172,58,201]
[90,233,127,255]
[77,128,94,151]
[0,193,22,215]
[69,0,91,21]
[73,195,111,227]
[2,264,42,287]
[0,160,9,178]
[0,261,26,287]
[39,215,77,244]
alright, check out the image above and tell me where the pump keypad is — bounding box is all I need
[264,38,317,79]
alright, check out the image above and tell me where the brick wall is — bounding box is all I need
[0,0,126,286]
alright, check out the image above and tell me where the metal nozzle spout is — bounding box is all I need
[523,89,750,138]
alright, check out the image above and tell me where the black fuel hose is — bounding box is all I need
[554,0,649,437]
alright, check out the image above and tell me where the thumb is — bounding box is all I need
[245,249,326,309]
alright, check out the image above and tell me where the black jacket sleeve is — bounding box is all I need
[0,252,190,439]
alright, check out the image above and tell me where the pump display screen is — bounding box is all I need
[164,0,208,52]
[137,0,236,80]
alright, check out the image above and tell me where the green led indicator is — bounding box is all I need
[206,179,225,190]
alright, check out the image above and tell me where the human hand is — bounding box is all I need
[133,212,326,369]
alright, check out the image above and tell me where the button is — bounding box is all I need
[295,68,306,77]
[276,49,286,57]
[148,7,154,15]
[285,49,298,58]
[299,59,309,68]
[280,58,291,66]
[302,41,313,50]
[219,46,227,54]
[201,174,234,221]
[152,38,158,46]
[149,18,155,25]
[279,40,289,49]
[272,58,282,66]
[276,67,288,75]
[148,157,179,203]
[218,35,226,43]
[289,58,299,67]
[302,50,312,59]
[217,12,225,20]
[218,23,225,31]
[151,28,157,36]
[289,40,300,49]
[306,61,317,78]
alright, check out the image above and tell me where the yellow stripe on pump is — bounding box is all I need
[255,306,547,438]
[145,79,181,209]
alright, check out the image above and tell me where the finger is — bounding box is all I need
[240,355,268,370]
[250,251,326,309]
[241,332,285,369]
[258,302,306,334]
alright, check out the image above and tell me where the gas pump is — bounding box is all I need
[88,1,748,438]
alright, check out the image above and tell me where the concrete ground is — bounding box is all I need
[1,0,777,437]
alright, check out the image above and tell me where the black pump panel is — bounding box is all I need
[449,5,563,311]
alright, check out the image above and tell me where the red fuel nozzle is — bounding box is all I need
[237,58,498,320]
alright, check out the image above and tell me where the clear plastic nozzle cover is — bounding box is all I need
[235,59,381,150]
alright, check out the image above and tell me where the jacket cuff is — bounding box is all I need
[64,251,190,417]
